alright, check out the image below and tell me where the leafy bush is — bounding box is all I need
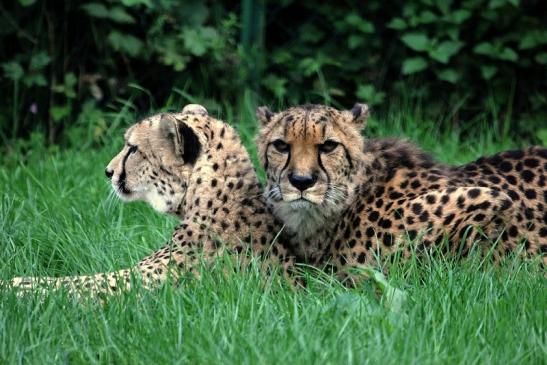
[0,0,241,145]
[0,0,545,146]
[264,1,546,128]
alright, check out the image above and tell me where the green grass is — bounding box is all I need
[1,108,545,364]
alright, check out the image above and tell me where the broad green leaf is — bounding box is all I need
[499,47,518,62]
[345,13,375,34]
[183,29,206,56]
[63,73,77,98]
[299,23,324,43]
[429,40,464,63]
[450,9,471,24]
[358,267,408,316]
[156,38,189,71]
[417,10,437,24]
[348,35,364,49]
[2,62,24,81]
[262,75,287,99]
[446,25,460,41]
[109,7,135,24]
[356,84,385,106]
[23,73,47,87]
[182,27,219,57]
[537,128,547,145]
[437,69,460,83]
[328,292,372,315]
[179,2,209,27]
[29,52,51,71]
[387,17,406,30]
[436,1,450,15]
[299,57,321,76]
[81,3,109,19]
[199,27,218,43]
[272,50,292,64]
[402,57,428,74]
[51,83,66,94]
[64,73,77,88]
[490,0,519,8]
[473,42,496,56]
[480,65,498,80]
[107,31,143,57]
[489,0,506,9]
[401,33,430,52]
[535,52,547,64]
[50,105,71,122]
[18,0,36,6]
[121,0,152,6]
[518,31,547,50]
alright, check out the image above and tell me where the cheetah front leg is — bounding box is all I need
[5,252,172,297]
[4,221,296,297]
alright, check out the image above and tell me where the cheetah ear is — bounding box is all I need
[256,106,274,125]
[344,103,370,127]
[160,114,201,164]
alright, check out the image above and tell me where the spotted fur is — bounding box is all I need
[256,104,546,283]
[7,105,295,295]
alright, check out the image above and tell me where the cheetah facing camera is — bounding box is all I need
[256,103,546,277]
[7,105,295,294]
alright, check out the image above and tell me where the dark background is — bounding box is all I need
[1,0,545,148]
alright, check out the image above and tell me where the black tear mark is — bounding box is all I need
[280,149,291,176]
[342,145,354,169]
[317,153,331,185]
[119,145,138,193]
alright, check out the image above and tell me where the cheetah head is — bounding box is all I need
[256,103,370,239]
[105,104,208,215]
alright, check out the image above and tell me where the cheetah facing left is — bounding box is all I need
[256,103,546,282]
[6,105,295,295]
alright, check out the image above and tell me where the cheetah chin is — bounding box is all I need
[274,199,338,240]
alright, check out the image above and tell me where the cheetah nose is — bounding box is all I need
[288,173,318,192]
[105,168,114,179]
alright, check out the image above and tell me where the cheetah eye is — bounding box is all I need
[272,139,290,153]
[127,145,138,154]
[318,140,339,153]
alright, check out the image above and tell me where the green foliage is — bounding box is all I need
[263,1,545,128]
[0,0,545,146]
[0,0,241,145]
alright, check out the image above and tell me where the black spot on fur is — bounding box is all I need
[525,189,536,199]
[425,195,436,204]
[467,188,481,199]
[407,230,417,240]
[520,170,535,183]
[499,161,512,172]
[505,150,524,160]
[383,234,394,246]
[411,203,423,215]
[443,213,455,225]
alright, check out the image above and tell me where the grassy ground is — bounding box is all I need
[0,108,545,364]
